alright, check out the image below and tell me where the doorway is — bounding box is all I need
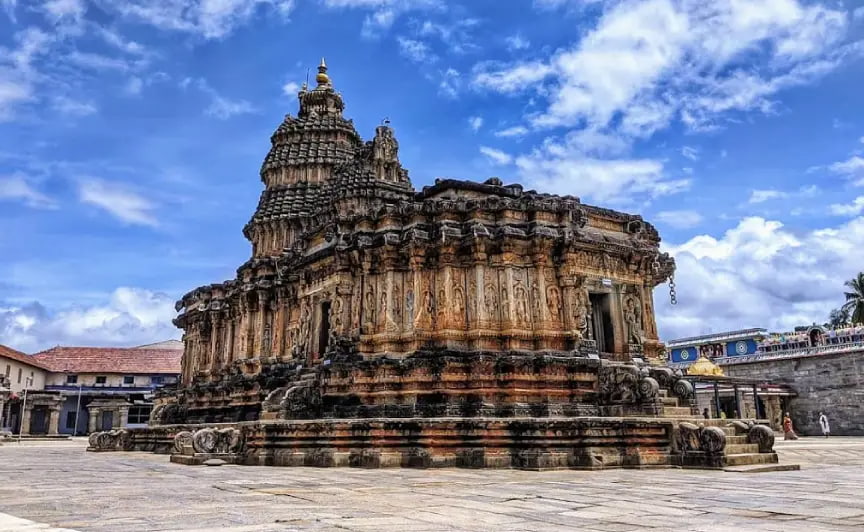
[589,293,615,354]
[101,411,114,431]
[29,406,49,434]
[317,301,331,361]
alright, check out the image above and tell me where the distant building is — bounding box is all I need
[667,324,864,435]
[0,342,181,436]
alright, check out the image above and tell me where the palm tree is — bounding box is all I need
[842,272,864,325]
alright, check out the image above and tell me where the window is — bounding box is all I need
[123,376,135,385]
[150,376,164,385]
[127,405,152,424]
[66,374,78,384]
[17,367,22,384]
[95,376,107,384]
[4,365,9,377]
[65,411,78,430]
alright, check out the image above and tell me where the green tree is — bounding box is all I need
[828,307,850,328]
[841,272,864,325]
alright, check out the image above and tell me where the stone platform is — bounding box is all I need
[89,414,781,471]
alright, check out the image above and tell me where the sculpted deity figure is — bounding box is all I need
[514,281,528,324]
[572,291,589,338]
[484,283,498,320]
[364,288,375,325]
[405,289,415,324]
[501,287,510,320]
[437,289,447,323]
[392,287,401,325]
[531,283,541,322]
[298,299,311,350]
[262,324,272,356]
[623,294,643,344]
[454,287,465,314]
[331,297,344,331]
[547,286,562,322]
[380,289,388,327]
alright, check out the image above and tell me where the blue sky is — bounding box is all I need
[2,0,864,352]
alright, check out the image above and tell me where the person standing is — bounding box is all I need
[819,412,830,437]
[702,408,710,420]
[783,412,799,440]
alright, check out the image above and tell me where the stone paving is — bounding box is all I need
[1,437,863,531]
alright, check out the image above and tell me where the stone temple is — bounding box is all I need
[88,60,780,470]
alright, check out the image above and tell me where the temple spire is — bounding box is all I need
[316,57,330,86]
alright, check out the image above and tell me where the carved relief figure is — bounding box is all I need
[262,324,272,356]
[514,281,528,325]
[572,291,589,338]
[331,297,344,331]
[392,285,401,326]
[298,299,311,352]
[454,286,465,320]
[547,286,561,322]
[623,294,643,344]
[405,289,414,326]
[484,283,498,320]
[364,288,375,326]
[501,287,510,320]
[437,289,446,324]
[379,288,388,328]
[531,283,541,323]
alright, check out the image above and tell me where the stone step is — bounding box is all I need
[661,397,679,406]
[724,463,801,473]
[724,443,760,455]
[727,435,748,445]
[724,453,779,467]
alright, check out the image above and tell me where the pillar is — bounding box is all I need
[119,406,130,428]
[47,406,60,436]
[20,404,31,435]
[88,407,100,433]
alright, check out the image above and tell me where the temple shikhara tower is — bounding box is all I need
[88,61,781,470]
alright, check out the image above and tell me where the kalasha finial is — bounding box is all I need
[316,57,330,86]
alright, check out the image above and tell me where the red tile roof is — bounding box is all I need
[0,344,52,370]
[33,347,182,374]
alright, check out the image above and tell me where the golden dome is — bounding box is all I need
[686,355,724,377]
[316,57,330,85]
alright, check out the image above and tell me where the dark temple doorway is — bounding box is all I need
[29,406,48,435]
[589,293,615,354]
[317,301,331,361]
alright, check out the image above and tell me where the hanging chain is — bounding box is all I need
[668,274,677,305]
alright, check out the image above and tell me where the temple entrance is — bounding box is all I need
[317,301,331,361]
[29,406,49,435]
[101,411,114,431]
[589,293,615,354]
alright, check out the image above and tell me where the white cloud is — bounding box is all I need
[437,67,460,98]
[473,0,856,139]
[65,50,133,71]
[282,80,300,95]
[124,76,144,95]
[827,155,864,185]
[468,115,483,132]
[42,0,86,23]
[654,209,703,229]
[494,125,529,138]
[748,189,788,204]
[185,78,256,119]
[656,216,864,339]
[0,287,179,352]
[505,33,531,51]
[829,196,864,217]
[479,146,513,165]
[0,173,56,209]
[320,0,443,38]
[680,146,699,161]
[397,36,437,63]
[51,95,96,116]
[417,18,479,54]
[78,178,159,227]
[111,0,295,40]
[2,0,17,22]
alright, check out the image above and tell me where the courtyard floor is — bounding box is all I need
[1,437,864,531]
